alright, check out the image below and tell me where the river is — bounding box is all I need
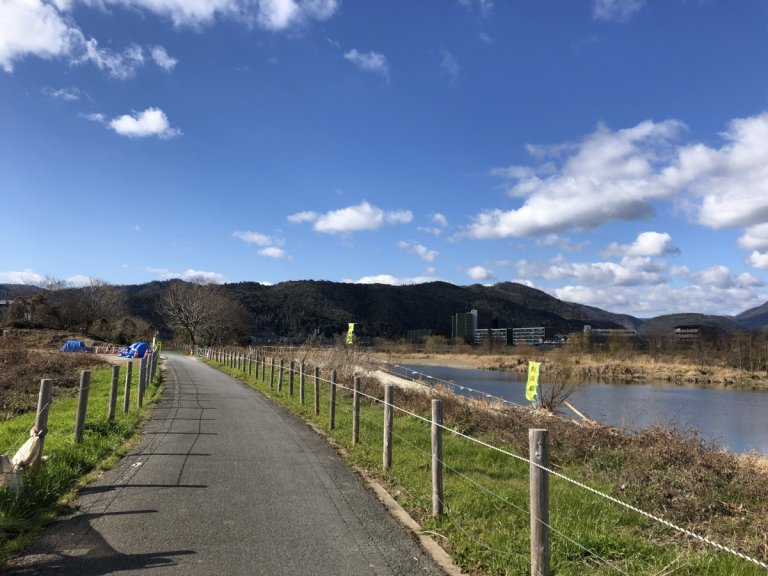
[394,364,768,456]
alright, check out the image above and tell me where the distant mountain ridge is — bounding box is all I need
[4,279,768,336]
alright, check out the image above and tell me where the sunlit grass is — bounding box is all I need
[213,355,765,575]
[0,363,162,565]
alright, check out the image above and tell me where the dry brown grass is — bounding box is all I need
[0,330,110,418]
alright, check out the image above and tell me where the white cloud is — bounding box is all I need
[666,112,768,231]
[440,50,460,85]
[108,107,181,139]
[419,213,449,236]
[517,254,667,287]
[83,112,106,123]
[432,213,448,228]
[289,201,412,234]
[66,274,92,286]
[149,267,226,283]
[344,49,389,78]
[739,223,768,251]
[0,269,47,285]
[233,230,274,245]
[592,0,646,22]
[747,251,768,270]
[0,0,79,72]
[604,231,679,257]
[0,0,335,75]
[398,241,438,262]
[287,211,319,223]
[258,247,291,259]
[150,45,177,70]
[467,265,493,281]
[553,280,765,317]
[348,272,440,285]
[468,120,684,239]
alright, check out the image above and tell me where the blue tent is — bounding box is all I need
[60,340,88,353]
[119,341,149,359]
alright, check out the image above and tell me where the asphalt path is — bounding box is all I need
[8,354,447,575]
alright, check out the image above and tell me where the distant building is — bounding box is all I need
[474,328,508,346]
[406,329,432,344]
[673,324,720,342]
[0,299,12,307]
[452,309,478,344]
[512,326,555,345]
[583,325,637,337]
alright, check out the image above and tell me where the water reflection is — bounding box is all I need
[396,364,768,456]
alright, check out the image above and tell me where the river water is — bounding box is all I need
[395,364,768,456]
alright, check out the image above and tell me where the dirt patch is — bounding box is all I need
[0,330,111,418]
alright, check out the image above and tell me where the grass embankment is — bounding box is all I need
[0,363,162,566]
[211,353,767,576]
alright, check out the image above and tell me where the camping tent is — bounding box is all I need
[60,340,88,353]
[119,342,149,359]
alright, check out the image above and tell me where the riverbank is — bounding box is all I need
[374,350,768,390]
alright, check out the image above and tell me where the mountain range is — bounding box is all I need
[2,281,767,338]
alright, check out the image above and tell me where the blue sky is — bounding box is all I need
[3,0,768,318]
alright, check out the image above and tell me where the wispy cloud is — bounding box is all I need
[346,272,440,285]
[233,230,290,259]
[289,201,412,234]
[344,49,389,78]
[0,0,334,75]
[440,50,460,85]
[398,241,438,262]
[0,269,47,285]
[592,0,646,22]
[150,45,177,71]
[148,267,227,283]
[43,86,82,101]
[458,0,493,17]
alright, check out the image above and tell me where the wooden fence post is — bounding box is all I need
[352,374,360,446]
[299,362,305,405]
[261,356,266,381]
[278,359,284,392]
[530,428,550,576]
[329,370,337,430]
[383,385,393,471]
[74,370,91,443]
[123,361,132,413]
[137,357,147,408]
[289,360,295,396]
[270,357,275,388]
[108,365,120,421]
[33,379,53,464]
[432,399,443,517]
[313,367,320,416]
[248,355,253,377]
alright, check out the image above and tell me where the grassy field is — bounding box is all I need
[210,351,767,575]
[0,361,162,566]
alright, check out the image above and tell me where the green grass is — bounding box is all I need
[212,355,766,575]
[0,362,162,566]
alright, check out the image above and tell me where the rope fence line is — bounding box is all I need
[206,348,767,572]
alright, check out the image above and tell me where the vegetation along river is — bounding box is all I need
[396,364,768,456]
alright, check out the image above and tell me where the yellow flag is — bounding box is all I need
[346,323,355,345]
[526,361,541,402]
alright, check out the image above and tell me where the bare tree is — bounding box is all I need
[159,280,249,346]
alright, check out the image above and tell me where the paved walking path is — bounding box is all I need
[9,354,447,575]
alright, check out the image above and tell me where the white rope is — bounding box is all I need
[214,353,768,570]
